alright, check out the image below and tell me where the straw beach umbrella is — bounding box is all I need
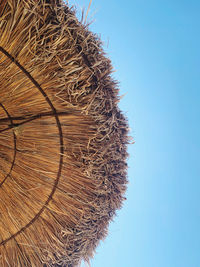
[0,0,129,266]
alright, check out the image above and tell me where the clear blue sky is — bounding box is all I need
[69,1,200,267]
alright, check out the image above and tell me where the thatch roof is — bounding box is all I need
[0,0,129,266]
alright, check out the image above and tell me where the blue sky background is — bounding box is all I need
[68,1,200,267]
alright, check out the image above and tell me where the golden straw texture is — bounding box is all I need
[0,0,129,266]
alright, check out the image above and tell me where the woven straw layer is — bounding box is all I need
[0,0,129,266]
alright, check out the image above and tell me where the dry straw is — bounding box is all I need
[0,0,129,266]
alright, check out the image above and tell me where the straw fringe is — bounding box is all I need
[0,0,129,266]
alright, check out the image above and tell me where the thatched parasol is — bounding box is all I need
[0,0,129,266]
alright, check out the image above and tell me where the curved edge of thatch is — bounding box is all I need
[62,5,130,266]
